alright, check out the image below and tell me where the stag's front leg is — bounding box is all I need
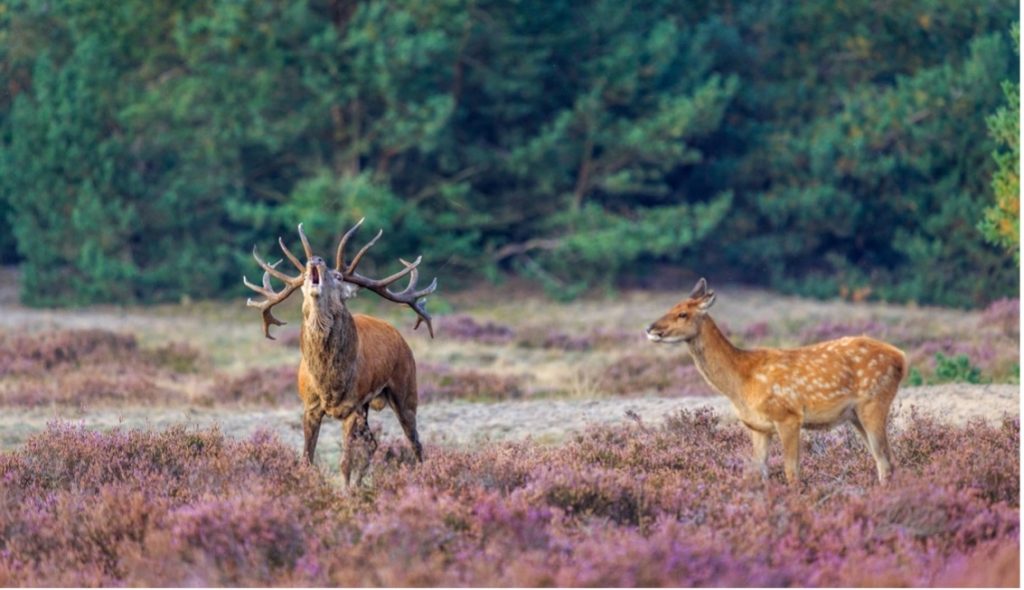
[303,404,326,465]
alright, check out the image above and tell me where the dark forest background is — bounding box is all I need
[0,0,1018,307]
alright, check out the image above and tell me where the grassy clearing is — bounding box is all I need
[0,270,1017,409]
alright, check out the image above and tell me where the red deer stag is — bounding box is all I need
[243,221,436,486]
[646,278,905,484]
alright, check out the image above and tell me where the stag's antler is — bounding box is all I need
[335,218,438,337]
[243,225,310,339]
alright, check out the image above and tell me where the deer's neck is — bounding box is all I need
[686,317,749,401]
[301,296,359,400]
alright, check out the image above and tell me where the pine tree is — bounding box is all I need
[979,24,1020,261]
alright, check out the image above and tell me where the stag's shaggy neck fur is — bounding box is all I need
[301,289,359,410]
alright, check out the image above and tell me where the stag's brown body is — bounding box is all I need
[298,307,421,481]
[647,278,905,485]
[245,221,433,486]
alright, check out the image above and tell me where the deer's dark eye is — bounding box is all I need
[678,312,689,319]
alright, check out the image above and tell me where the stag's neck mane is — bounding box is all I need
[301,293,359,398]
[686,316,752,402]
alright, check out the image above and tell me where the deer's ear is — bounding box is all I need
[689,277,708,299]
[698,290,716,311]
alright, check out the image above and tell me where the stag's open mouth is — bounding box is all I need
[311,265,320,285]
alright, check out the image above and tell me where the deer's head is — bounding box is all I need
[645,277,716,343]
[244,221,437,340]
[301,256,358,303]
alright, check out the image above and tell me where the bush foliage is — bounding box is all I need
[0,0,1018,306]
[0,412,1017,586]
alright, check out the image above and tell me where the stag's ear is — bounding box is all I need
[698,290,716,311]
[689,277,708,299]
[331,270,360,300]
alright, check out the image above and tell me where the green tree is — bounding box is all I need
[980,24,1020,261]
[721,0,1018,306]
[0,0,1016,307]
[0,0,236,304]
[465,0,738,290]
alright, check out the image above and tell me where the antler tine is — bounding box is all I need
[297,223,314,261]
[394,258,438,299]
[343,256,437,338]
[346,228,383,274]
[335,217,365,271]
[278,237,304,272]
[394,258,419,296]
[245,238,306,339]
[334,223,437,338]
[349,255,421,288]
[242,261,280,298]
[243,269,301,339]
[261,267,275,290]
[253,247,301,285]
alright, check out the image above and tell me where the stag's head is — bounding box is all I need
[243,221,437,340]
[645,277,716,343]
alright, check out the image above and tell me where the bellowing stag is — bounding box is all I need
[244,220,435,486]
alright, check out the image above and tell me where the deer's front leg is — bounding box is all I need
[302,404,325,465]
[748,428,771,481]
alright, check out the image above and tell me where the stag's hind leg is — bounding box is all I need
[341,404,377,487]
[387,383,423,463]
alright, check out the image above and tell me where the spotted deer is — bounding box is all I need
[244,221,436,486]
[646,278,906,484]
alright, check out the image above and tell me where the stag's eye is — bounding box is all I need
[678,312,689,319]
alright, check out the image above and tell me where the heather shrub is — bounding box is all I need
[513,325,638,352]
[0,412,1017,586]
[203,366,298,406]
[417,362,526,402]
[144,341,203,373]
[0,329,205,407]
[437,314,516,345]
[0,329,139,375]
[0,425,333,586]
[516,325,593,351]
[798,319,889,345]
[0,368,168,407]
[601,354,713,396]
[164,494,310,584]
[980,297,1020,336]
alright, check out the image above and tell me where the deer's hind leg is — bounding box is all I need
[855,397,894,484]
